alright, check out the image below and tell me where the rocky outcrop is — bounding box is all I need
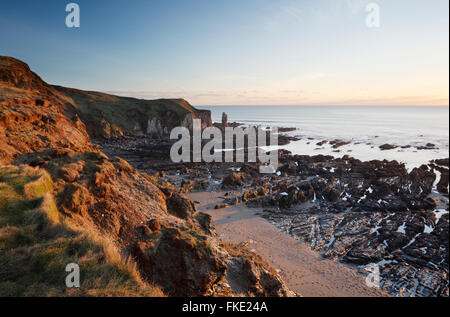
[181,112,212,131]
[147,117,165,137]
[222,112,228,126]
[222,172,246,188]
[198,111,213,129]
[130,224,293,296]
[0,56,59,100]
[250,153,449,297]
[0,57,93,165]
[379,144,398,150]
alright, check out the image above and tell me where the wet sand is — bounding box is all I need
[188,191,388,297]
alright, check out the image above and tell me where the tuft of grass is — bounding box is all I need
[0,183,20,212]
[0,169,37,196]
[39,193,60,225]
[23,172,53,200]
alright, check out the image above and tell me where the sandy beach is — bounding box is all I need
[188,191,388,297]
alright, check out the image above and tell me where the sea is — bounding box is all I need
[197,106,449,170]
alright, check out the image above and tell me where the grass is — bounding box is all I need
[0,165,164,297]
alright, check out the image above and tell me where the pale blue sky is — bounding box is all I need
[0,0,448,105]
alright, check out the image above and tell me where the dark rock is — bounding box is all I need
[166,192,197,219]
[196,212,216,236]
[221,112,228,126]
[379,144,398,150]
[214,203,229,209]
[222,172,246,188]
[147,219,161,231]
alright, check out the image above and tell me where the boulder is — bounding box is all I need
[222,172,245,188]
[166,192,196,219]
[379,144,398,150]
[196,212,216,236]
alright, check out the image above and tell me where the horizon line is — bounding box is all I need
[194,104,450,107]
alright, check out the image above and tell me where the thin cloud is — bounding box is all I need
[102,89,448,106]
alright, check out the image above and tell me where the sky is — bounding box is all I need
[0,0,448,106]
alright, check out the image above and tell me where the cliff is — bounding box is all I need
[0,56,211,141]
[0,56,293,297]
[53,86,212,139]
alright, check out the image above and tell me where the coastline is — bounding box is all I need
[188,190,388,297]
[199,105,450,170]
[97,126,449,297]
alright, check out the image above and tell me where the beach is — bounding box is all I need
[188,190,388,297]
